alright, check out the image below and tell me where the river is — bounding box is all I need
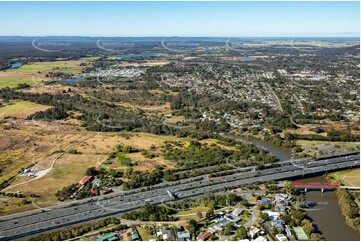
[224,134,293,161]
[232,134,359,240]
[297,176,359,241]
[237,136,293,161]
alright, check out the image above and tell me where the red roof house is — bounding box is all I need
[79,175,93,185]
[198,232,212,241]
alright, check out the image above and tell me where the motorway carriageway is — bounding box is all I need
[0,153,359,240]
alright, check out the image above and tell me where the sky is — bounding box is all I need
[0,1,359,37]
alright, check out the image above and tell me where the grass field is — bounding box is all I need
[6,61,83,74]
[175,206,209,221]
[80,56,101,60]
[296,140,359,146]
[327,168,360,187]
[1,154,101,213]
[0,60,84,88]
[0,128,193,214]
[281,127,327,137]
[0,77,42,88]
[164,115,185,124]
[136,226,156,241]
[0,101,51,119]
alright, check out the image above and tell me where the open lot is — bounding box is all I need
[174,206,209,221]
[0,121,193,214]
[136,225,157,241]
[327,168,360,187]
[0,101,51,119]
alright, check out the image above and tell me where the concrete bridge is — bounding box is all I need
[339,186,360,190]
[278,181,360,192]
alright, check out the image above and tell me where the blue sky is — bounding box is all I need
[0,1,359,37]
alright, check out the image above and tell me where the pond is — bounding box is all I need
[59,78,84,83]
[9,62,22,69]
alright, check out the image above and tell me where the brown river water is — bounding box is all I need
[297,176,360,241]
[238,135,360,240]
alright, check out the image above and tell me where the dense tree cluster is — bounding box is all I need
[163,140,276,171]
[55,183,78,201]
[284,131,359,142]
[335,188,360,231]
[122,166,163,190]
[122,203,176,221]
[29,217,121,241]
[27,107,68,121]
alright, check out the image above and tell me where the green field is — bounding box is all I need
[326,168,360,187]
[175,206,209,216]
[80,56,101,60]
[136,226,156,241]
[0,100,51,119]
[0,77,48,89]
[116,152,132,166]
[0,61,83,88]
[174,206,209,220]
[6,63,78,74]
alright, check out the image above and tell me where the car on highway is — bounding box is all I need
[144,199,153,203]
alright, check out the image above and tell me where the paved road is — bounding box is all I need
[244,194,256,228]
[0,153,359,240]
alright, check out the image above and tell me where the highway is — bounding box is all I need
[0,152,359,240]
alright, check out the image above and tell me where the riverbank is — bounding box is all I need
[298,176,360,241]
[326,169,360,232]
[334,188,360,231]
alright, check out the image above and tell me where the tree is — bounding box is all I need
[206,208,215,219]
[224,224,232,236]
[235,226,247,239]
[259,211,269,221]
[187,219,198,235]
[86,167,98,176]
[310,233,323,241]
[284,181,297,195]
[290,209,305,226]
[302,219,314,235]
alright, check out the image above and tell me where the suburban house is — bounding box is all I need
[177,232,191,241]
[275,234,288,241]
[76,175,94,189]
[96,233,120,241]
[197,231,213,241]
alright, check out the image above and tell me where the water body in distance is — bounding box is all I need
[115,53,158,59]
[242,57,254,61]
[9,62,22,69]
[60,78,84,83]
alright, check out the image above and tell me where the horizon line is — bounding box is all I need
[0,35,359,38]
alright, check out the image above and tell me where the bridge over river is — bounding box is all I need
[277,181,360,192]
